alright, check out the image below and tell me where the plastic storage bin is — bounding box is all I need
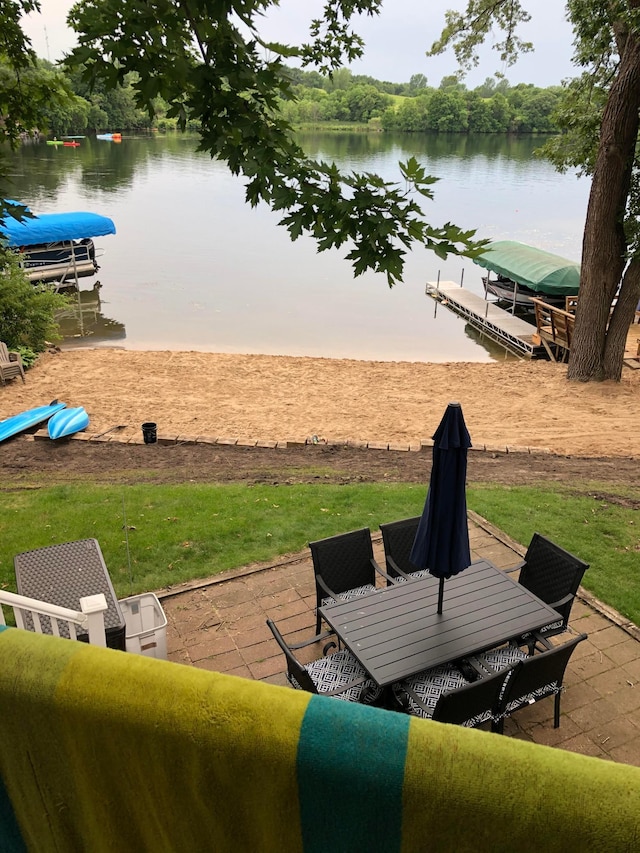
[119,593,167,659]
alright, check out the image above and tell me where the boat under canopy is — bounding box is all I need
[0,208,116,286]
[474,240,581,310]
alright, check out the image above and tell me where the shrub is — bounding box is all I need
[0,250,70,352]
[15,345,38,369]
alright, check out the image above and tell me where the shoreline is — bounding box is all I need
[1,347,639,458]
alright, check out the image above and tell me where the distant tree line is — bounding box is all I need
[1,56,160,135]
[279,67,563,133]
[4,53,563,137]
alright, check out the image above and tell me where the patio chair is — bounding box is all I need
[482,633,588,734]
[393,664,513,729]
[380,516,430,584]
[515,533,589,648]
[266,618,383,705]
[0,342,25,385]
[309,527,395,635]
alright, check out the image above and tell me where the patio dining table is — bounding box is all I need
[319,559,561,688]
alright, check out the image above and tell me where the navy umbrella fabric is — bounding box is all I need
[410,402,472,614]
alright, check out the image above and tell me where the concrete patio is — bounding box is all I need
[159,511,640,766]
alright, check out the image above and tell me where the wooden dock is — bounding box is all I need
[426,281,542,358]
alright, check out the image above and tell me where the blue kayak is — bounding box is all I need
[0,401,67,443]
[48,406,90,440]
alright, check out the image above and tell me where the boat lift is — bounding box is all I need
[0,206,116,336]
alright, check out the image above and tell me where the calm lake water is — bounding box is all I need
[6,132,590,362]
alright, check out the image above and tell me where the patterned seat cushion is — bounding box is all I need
[538,619,564,635]
[321,583,377,607]
[292,648,383,704]
[474,646,561,715]
[394,664,485,724]
[503,681,561,714]
[473,645,528,673]
[393,568,431,584]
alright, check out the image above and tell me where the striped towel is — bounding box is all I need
[1,625,639,852]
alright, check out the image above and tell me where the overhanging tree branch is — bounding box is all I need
[64,0,486,286]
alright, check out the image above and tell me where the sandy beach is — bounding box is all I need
[1,348,638,458]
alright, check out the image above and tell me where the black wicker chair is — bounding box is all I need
[516,533,589,648]
[379,516,429,585]
[266,618,382,704]
[309,527,395,635]
[481,632,588,734]
[393,664,513,729]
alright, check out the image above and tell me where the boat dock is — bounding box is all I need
[425,280,543,358]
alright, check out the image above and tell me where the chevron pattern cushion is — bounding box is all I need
[393,568,431,584]
[537,618,564,635]
[395,664,472,720]
[503,682,561,714]
[473,646,561,714]
[291,648,383,704]
[474,645,528,673]
[321,583,377,607]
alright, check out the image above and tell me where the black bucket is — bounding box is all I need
[142,422,157,444]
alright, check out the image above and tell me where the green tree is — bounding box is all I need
[62,0,482,286]
[466,92,496,132]
[438,74,466,91]
[517,90,560,133]
[64,65,153,130]
[474,76,497,98]
[490,92,512,132]
[391,95,431,131]
[0,8,75,223]
[344,84,390,121]
[409,73,428,92]
[429,0,640,381]
[426,90,469,131]
[39,92,90,136]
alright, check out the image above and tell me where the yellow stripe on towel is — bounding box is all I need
[0,628,310,853]
[401,715,640,852]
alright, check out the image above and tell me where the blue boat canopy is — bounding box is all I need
[0,210,116,247]
[474,240,581,295]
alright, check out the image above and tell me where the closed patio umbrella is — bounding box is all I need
[410,401,472,614]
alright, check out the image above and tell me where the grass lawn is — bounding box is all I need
[1,480,638,624]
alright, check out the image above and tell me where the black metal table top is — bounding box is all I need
[14,538,125,636]
[319,559,561,687]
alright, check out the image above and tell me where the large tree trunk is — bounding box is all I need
[603,258,640,379]
[568,30,640,382]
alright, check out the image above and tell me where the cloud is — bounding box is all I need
[22,0,576,87]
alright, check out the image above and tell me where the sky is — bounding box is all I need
[21,0,577,89]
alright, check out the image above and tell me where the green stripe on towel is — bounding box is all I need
[297,696,410,852]
[0,773,27,853]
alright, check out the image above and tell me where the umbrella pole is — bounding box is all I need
[437,578,444,615]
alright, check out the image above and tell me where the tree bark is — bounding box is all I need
[568,29,640,381]
[603,258,640,378]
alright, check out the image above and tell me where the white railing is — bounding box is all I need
[0,590,108,647]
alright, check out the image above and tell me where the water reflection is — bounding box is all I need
[462,322,519,362]
[298,131,549,164]
[55,284,126,345]
[5,133,589,362]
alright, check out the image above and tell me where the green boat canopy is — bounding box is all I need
[474,241,581,295]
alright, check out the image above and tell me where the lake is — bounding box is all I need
[6,132,590,362]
